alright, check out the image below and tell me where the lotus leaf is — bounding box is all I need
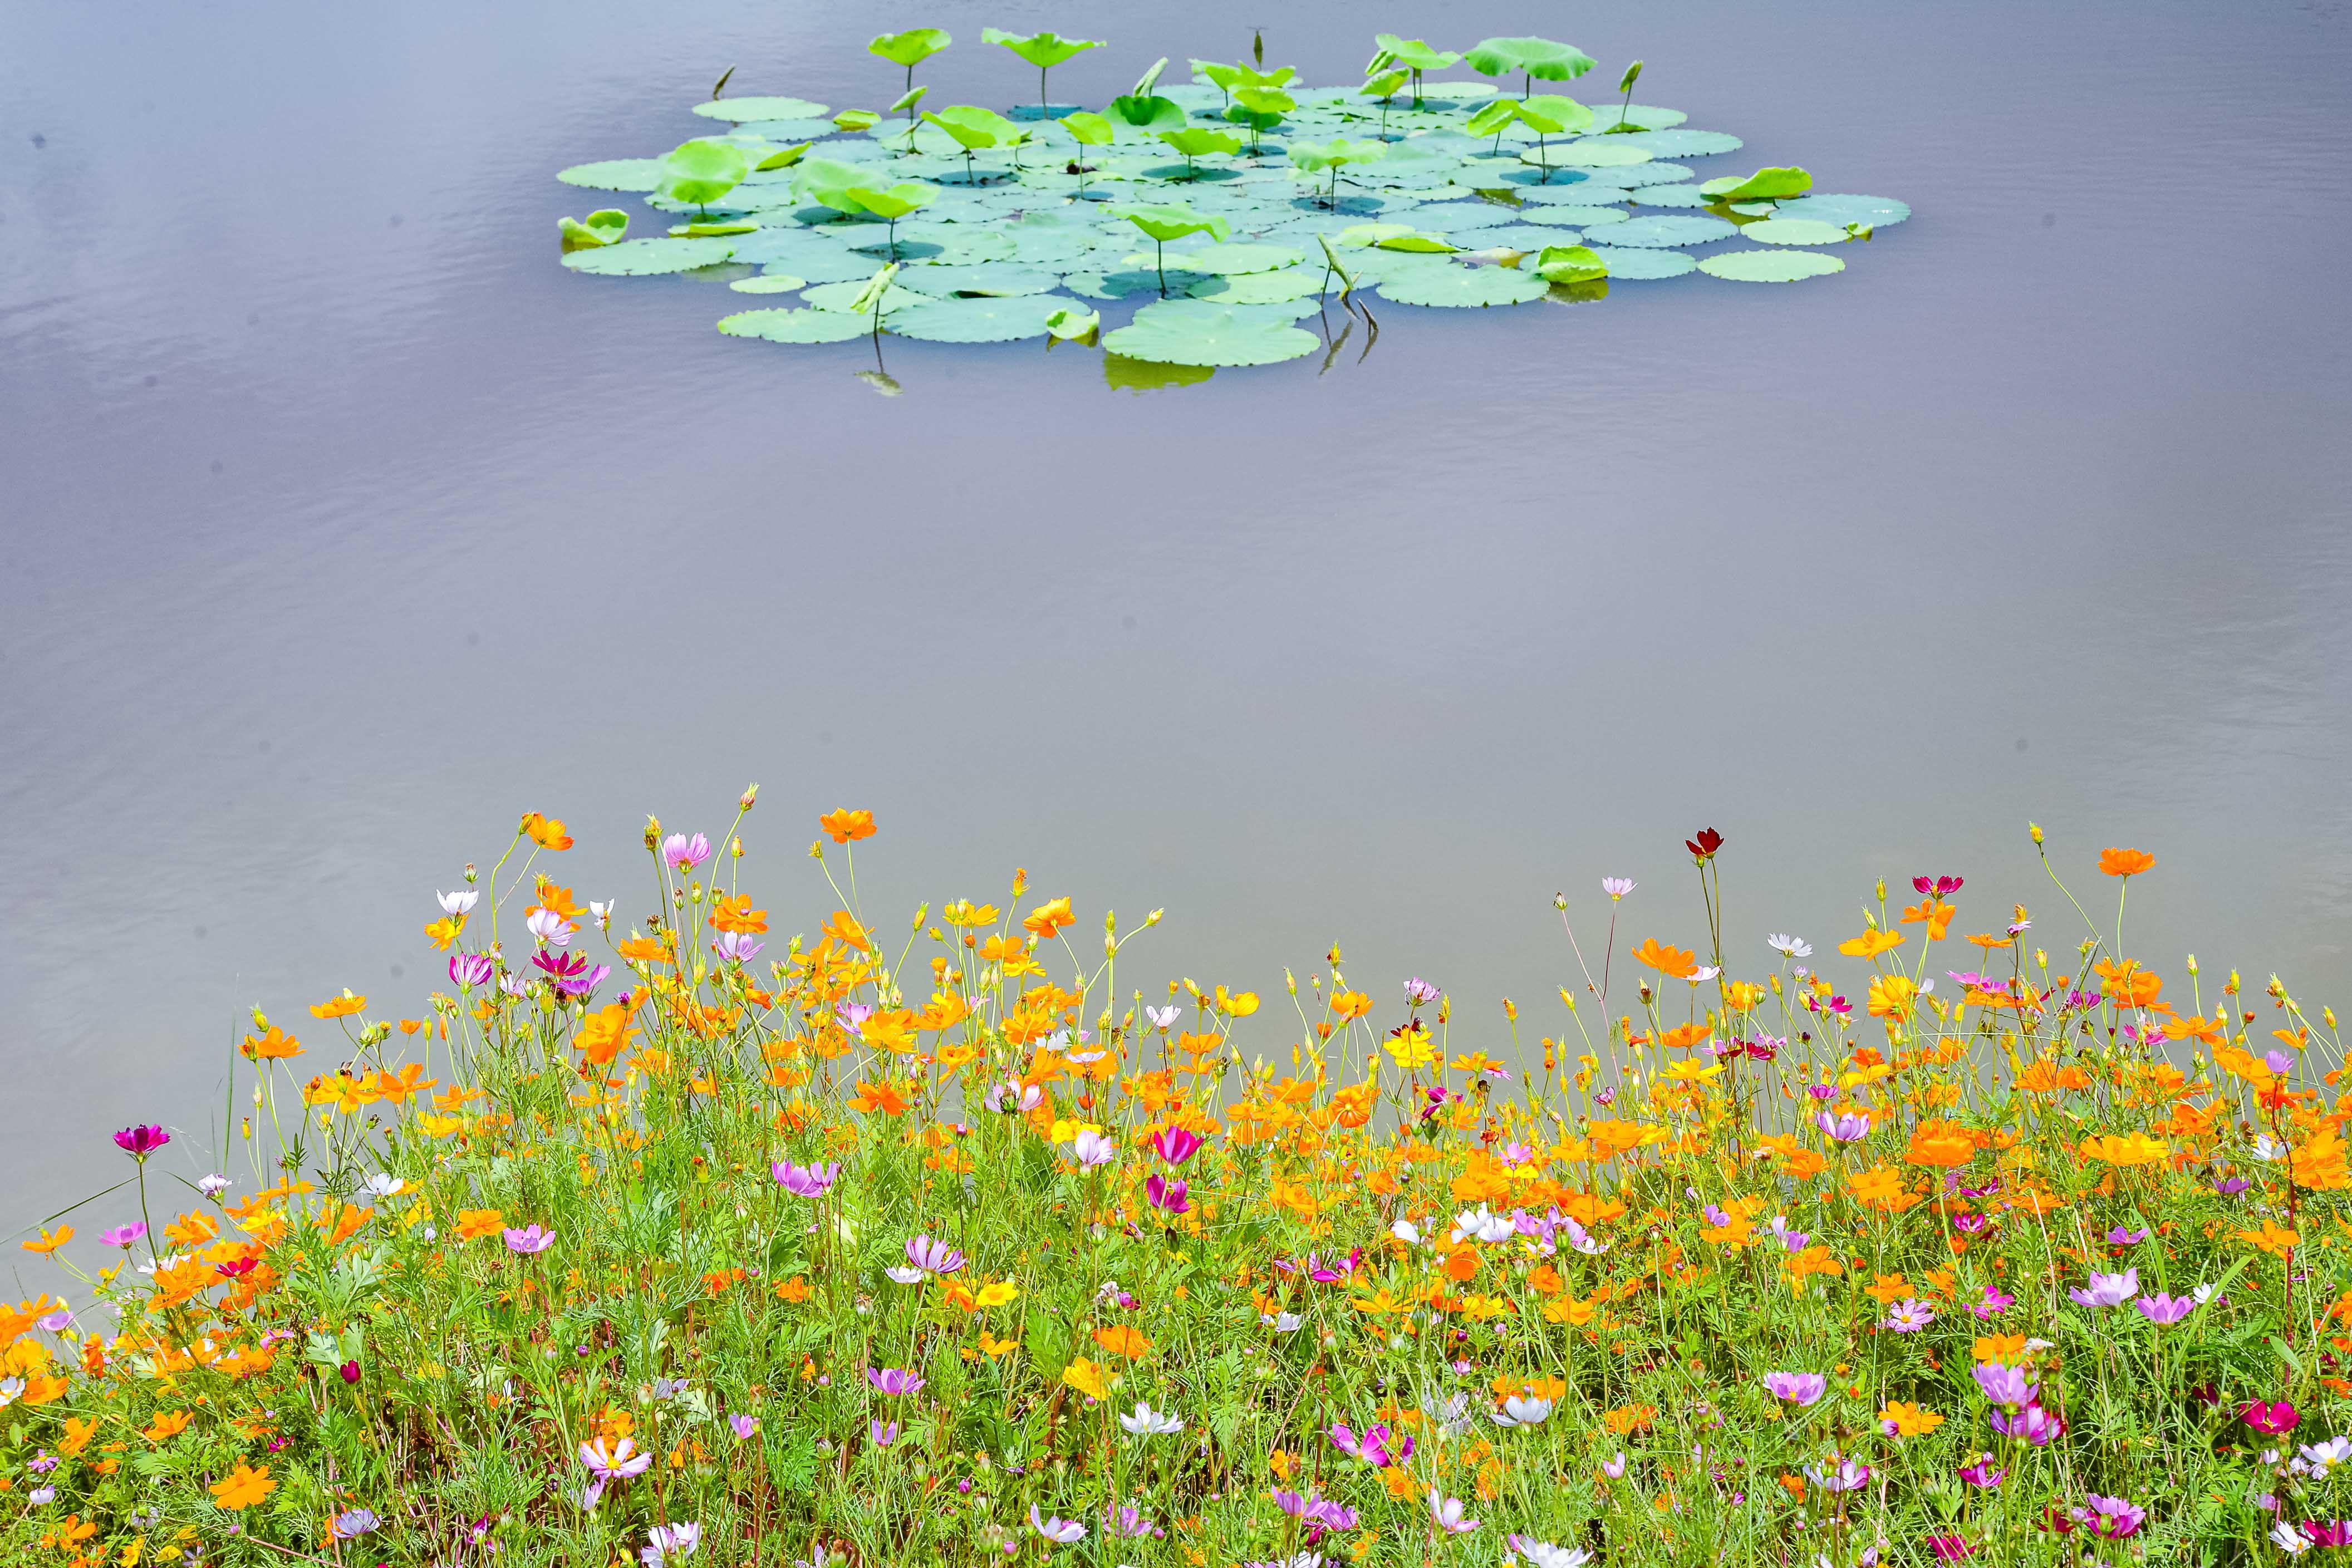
[669,219,759,237]
[1772,193,1911,228]
[562,236,737,275]
[558,209,630,249]
[1373,35,1461,72]
[558,158,667,191]
[790,157,871,212]
[1573,245,1697,278]
[880,293,1063,341]
[896,262,1058,297]
[1525,141,1652,169]
[693,96,829,124]
[1111,204,1231,245]
[717,307,873,343]
[1108,92,1189,132]
[1740,218,1848,246]
[842,183,934,221]
[1518,205,1627,228]
[754,142,813,172]
[1601,102,1688,131]
[1179,242,1305,275]
[1602,129,1742,158]
[922,105,1021,150]
[1373,259,1547,307]
[869,29,951,69]
[834,110,881,132]
[1626,183,1711,208]
[1697,248,1845,281]
[728,273,809,293]
[982,28,1102,116]
[1062,267,1211,300]
[1187,268,1329,305]
[1063,111,1116,146]
[1044,305,1100,340]
[1102,299,1320,366]
[1697,166,1813,202]
[1528,243,1607,283]
[659,139,751,208]
[1463,37,1597,96]
[1603,214,1737,248]
[1158,126,1243,176]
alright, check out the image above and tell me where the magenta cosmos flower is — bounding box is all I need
[114,1125,169,1159]
[1145,1173,1190,1214]
[503,1223,555,1255]
[2070,1495,2145,1540]
[1972,1361,2034,1409]
[1149,1125,1203,1165]
[2135,1292,2197,1325]
[2246,1400,2302,1436]
[99,1222,146,1248]
[772,1159,839,1198]
[1815,1110,1870,1142]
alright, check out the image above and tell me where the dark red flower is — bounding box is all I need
[2244,1399,2300,1435]
[1685,828,1725,862]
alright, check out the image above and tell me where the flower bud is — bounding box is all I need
[1553,892,1568,911]
[739,783,759,811]
[730,837,743,859]
[1146,908,1163,927]
[464,863,478,884]
[2029,822,2044,845]
[2186,953,2199,976]
[249,1006,269,1031]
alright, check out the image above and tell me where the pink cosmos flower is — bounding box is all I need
[1150,1126,1203,1165]
[449,952,495,987]
[866,1367,925,1397]
[503,1223,556,1255]
[1972,1362,2033,1408]
[1991,1404,2064,1446]
[114,1125,169,1158]
[100,1222,148,1248]
[1958,1455,2006,1488]
[1884,1299,1934,1333]
[1071,1130,1116,1167]
[869,1419,900,1447]
[580,1436,654,1482]
[663,832,712,873]
[1764,1372,1827,1407]
[1427,1488,1479,1535]
[1816,1111,1870,1142]
[2246,1400,2301,1436]
[2068,1267,2138,1309]
[2070,1495,2144,1540]
[1924,1535,1974,1561]
[1029,1507,1086,1544]
[2135,1292,2197,1325]
[772,1159,840,1198]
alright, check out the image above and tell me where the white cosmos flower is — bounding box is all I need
[436,888,479,916]
[1767,934,1813,959]
[1118,1400,1184,1436]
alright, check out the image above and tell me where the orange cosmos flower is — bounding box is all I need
[819,808,877,844]
[1329,990,1374,1021]
[1631,939,1697,980]
[424,916,465,951]
[710,893,768,933]
[519,812,572,850]
[527,881,582,920]
[1838,930,1904,959]
[455,1208,505,1242]
[1657,1023,1712,1051]
[1904,1122,1975,1168]
[22,1226,72,1255]
[144,1409,193,1443]
[822,910,873,953]
[209,1462,276,1510]
[310,993,366,1019]
[849,1080,910,1116]
[1093,1325,1151,1359]
[240,1025,303,1061]
[1023,897,1076,938]
[2098,847,2154,877]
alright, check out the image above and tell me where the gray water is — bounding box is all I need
[4,0,2348,1232]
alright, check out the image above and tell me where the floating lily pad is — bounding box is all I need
[1517,205,1627,228]
[896,262,1060,297]
[1696,248,1845,281]
[716,307,874,342]
[1410,201,1520,232]
[1101,299,1320,365]
[1603,214,1738,248]
[695,96,831,123]
[1180,242,1308,274]
[1592,104,1688,131]
[1740,218,1849,246]
[557,158,668,191]
[1531,141,1654,169]
[1608,129,1744,158]
[562,237,738,274]
[1772,193,1911,229]
[728,273,809,293]
[1575,245,1697,279]
[887,294,1067,341]
[1374,260,1548,307]
[1187,268,1333,304]
[800,279,930,313]
[1626,184,1713,208]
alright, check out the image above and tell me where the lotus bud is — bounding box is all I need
[1619,60,1643,92]
[739,783,759,811]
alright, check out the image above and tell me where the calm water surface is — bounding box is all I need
[3,0,2348,1229]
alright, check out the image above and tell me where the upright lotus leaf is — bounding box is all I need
[1132,58,1169,95]
[659,138,750,211]
[1697,165,1813,203]
[1528,243,1608,283]
[1108,201,1232,294]
[842,180,935,257]
[1520,95,1594,135]
[1158,126,1242,178]
[922,105,1022,181]
[980,28,1102,116]
[834,109,881,131]
[1465,99,1519,146]
[1288,136,1386,205]
[754,141,812,171]
[1192,60,1244,106]
[1359,66,1413,134]
[1230,62,1297,89]
[1059,109,1115,194]
[889,86,928,116]
[557,209,630,249]
[1109,91,1188,132]
[871,28,952,116]
[1223,85,1294,150]
[790,156,871,212]
[1463,37,1596,98]
[1372,33,1462,107]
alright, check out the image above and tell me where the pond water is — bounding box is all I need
[3,0,2348,1228]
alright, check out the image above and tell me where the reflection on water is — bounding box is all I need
[2,0,2348,1229]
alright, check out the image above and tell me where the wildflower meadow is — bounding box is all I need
[6,798,2348,1568]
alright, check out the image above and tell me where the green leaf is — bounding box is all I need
[1466,101,1519,139]
[1132,58,1169,95]
[1695,248,1845,281]
[1230,85,1295,116]
[658,139,750,207]
[1062,110,1116,146]
[869,28,951,69]
[922,105,1020,151]
[980,28,1102,71]
[1177,242,1305,275]
[1101,299,1320,367]
[888,86,929,115]
[1696,165,1813,202]
[1187,268,1328,305]
[691,96,829,124]
[667,219,759,237]
[1462,37,1597,85]
[799,277,925,313]
[1520,95,1595,135]
[1528,243,1608,283]
[557,158,666,191]
[1230,63,1297,89]
[727,273,808,294]
[1108,203,1231,244]
[887,293,1067,342]
[1373,259,1548,307]
[1160,127,1244,159]
[1044,305,1100,341]
[895,262,1058,297]
[1373,35,1464,72]
[1521,140,1651,169]
[753,142,812,172]
[841,182,935,221]
[1288,137,1386,174]
[844,262,905,314]
[1362,69,1411,101]
[562,236,737,275]
[833,109,881,131]
[1108,94,1189,132]
[1739,218,1848,246]
[1192,60,1244,94]
[557,209,630,249]
[1771,194,1910,229]
[789,156,873,212]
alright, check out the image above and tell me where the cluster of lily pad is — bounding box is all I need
[554,28,1909,373]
